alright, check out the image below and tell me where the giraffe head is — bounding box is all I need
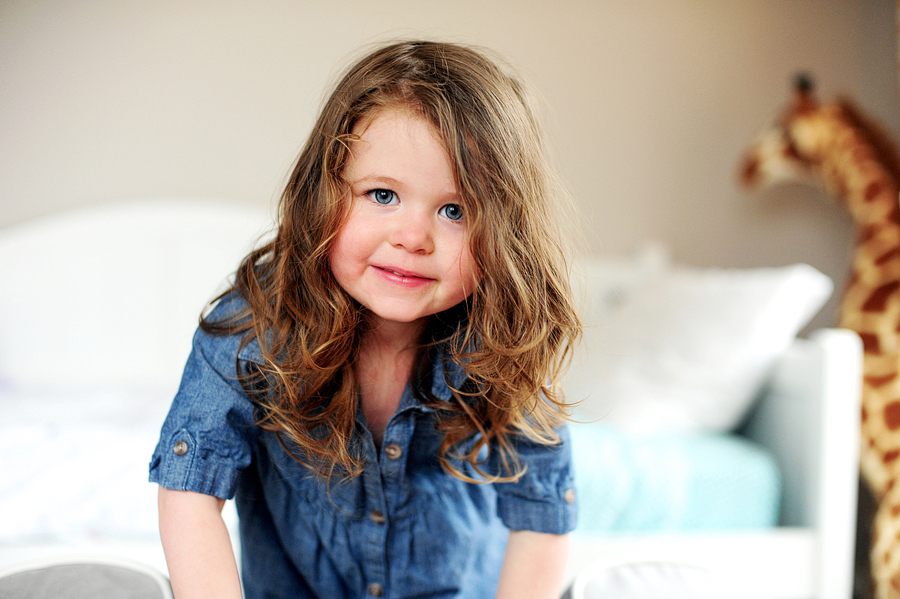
[739,75,900,219]
[738,73,830,194]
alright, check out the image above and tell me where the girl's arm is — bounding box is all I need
[495,530,570,599]
[158,487,243,599]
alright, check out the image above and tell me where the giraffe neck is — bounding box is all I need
[814,115,900,357]
[815,114,899,228]
[843,218,900,346]
[839,225,900,351]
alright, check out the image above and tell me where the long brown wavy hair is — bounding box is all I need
[203,40,581,482]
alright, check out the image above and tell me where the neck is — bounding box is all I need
[356,315,429,448]
[361,315,429,357]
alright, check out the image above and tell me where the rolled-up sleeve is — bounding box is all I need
[148,305,260,500]
[493,423,578,534]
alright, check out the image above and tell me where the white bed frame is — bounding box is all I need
[565,328,863,599]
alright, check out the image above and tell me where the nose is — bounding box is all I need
[388,208,434,254]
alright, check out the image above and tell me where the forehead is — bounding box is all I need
[344,108,456,185]
[351,106,443,147]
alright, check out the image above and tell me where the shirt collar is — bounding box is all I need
[238,338,470,408]
[428,346,469,403]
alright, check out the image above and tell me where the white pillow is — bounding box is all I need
[565,263,833,433]
[570,243,671,322]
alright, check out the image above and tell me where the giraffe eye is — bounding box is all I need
[783,137,803,160]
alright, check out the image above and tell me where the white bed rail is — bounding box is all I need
[567,329,863,599]
[743,328,862,599]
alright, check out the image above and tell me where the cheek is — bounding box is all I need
[461,233,482,283]
[328,226,360,283]
[330,204,369,263]
[455,247,481,295]
[326,247,345,289]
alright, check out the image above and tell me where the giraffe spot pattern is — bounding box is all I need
[890,203,900,224]
[862,281,900,312]
[860,225,881,244]
[852,146,871,164]
[875,247,900,266]
[865,180,884,202]
[884,450,900,463]
[861,332,882,354]
[867,372,900,388]
[885,402,900,430]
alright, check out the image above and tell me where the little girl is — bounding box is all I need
[150,40,580,599]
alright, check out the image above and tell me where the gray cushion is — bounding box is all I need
[0,562,172,599]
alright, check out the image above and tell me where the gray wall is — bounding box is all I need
[3,0,898,330]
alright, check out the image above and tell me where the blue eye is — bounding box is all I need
[368,189,397,205]
[439,204,464,221]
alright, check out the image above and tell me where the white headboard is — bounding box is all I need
[0,199,273,391]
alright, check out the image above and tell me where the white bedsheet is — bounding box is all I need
[0,383,239,574]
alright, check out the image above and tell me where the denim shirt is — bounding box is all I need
[149,296,577,599]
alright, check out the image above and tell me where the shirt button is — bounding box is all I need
[173,441,188,456]
[564,488,576,504]
[384,444,402,460]
[367,582,384,597]
[369,510,386,525]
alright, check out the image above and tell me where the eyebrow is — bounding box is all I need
[352,175,404,188]
[351,175,460,200]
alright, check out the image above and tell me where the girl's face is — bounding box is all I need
[329,108,480,336]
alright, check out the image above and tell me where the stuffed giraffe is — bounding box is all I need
[739,74,900,599]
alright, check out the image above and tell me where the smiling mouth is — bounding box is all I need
[374,266,432,280]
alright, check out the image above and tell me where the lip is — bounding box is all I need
[371,265,434,287]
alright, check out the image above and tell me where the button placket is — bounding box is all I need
[359,441,389,599]
[384,443,402,460]
[366,410,412,598]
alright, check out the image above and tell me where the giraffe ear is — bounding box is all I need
[794,72,814,94]
[792,72,818,112]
